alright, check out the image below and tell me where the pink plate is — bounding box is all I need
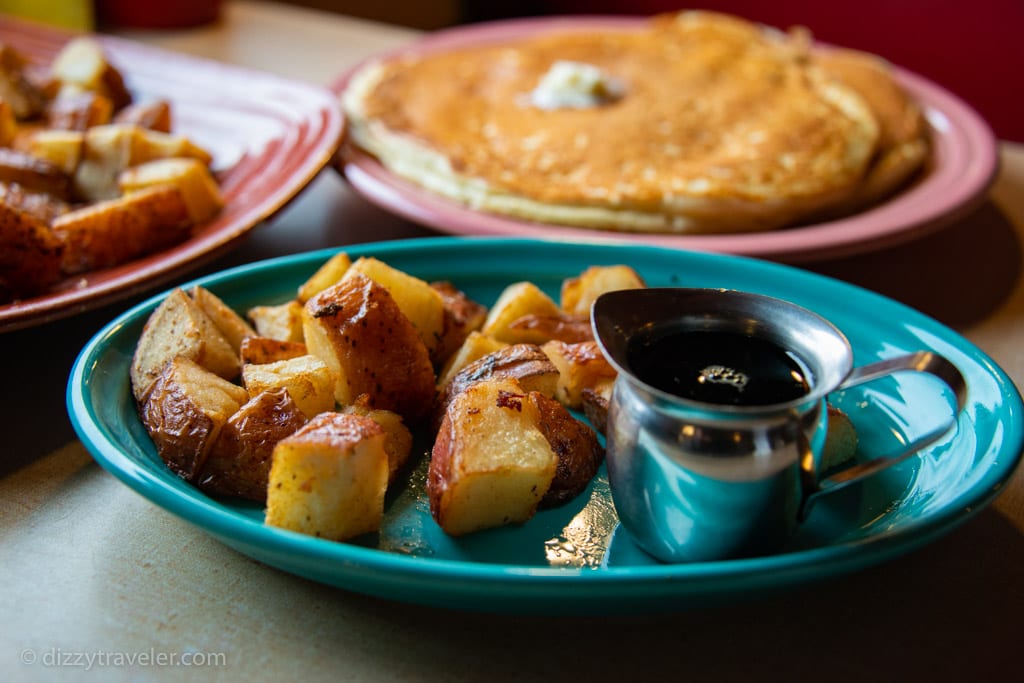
[331,16,998,263]
[0,17,344,332]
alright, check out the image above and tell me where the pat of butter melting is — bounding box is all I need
[529,60,625,110]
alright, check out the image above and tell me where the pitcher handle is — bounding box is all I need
[800,351,966,517]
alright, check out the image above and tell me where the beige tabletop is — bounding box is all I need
[3,1,1023,680]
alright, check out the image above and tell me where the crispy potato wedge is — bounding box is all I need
[198,387,308,502]
[241,354,336,420]
[190,285,256,353]
[341,395,414,483]
[265,412,389,541]
[302,271,436,422]
[139,356,249,482]
[480,281,564,344]
[560,264,646,316]
[541,340,618,410]
[247,300,305,343]
[347,256,446,356]
[119,157,224,224]
[430,280,488,366]
[0,200,62,302]
[239,336,308,365]
[428,377,558,536]
[435,330,509,391]
[297,251,351,303]
[53,184,192,274]
[130,287,241,402]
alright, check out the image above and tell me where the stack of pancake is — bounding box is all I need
[341,11,929,234]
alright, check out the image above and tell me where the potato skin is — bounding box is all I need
[529,392,604,508]
[197,387,308,501]
[428,378,558,536]
[433,343,558,430]
[430,280,488,366]
[265,411,389,541]
[239,336,308,365]
[53,184,193,274]
[139,357,248,482]
[0,200,63,302]
[129,287,240,402]
[303,271,435,422]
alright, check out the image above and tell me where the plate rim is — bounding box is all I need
[0,17,345,333]
[329,15,999,264]
[67,237,1024,612]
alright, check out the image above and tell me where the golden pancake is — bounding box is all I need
[812,46,930,213]
[343,11,925,234]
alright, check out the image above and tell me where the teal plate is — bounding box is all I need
[67,238,1024,614]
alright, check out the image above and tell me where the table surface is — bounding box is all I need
[3,1,1023,680]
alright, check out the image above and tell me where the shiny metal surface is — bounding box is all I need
[593,288,967,563]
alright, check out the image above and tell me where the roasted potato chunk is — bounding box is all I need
[0,147,70,198]
[505,311,593,344]
[541,340,618,410]
[560,264,646,316]
[119,157,223,224]
[529,391,604,508]
[190,285,256,353]
[0,100,16,146]
[434,343,559,430]
[50,36,132,111]
[822,404,859,470]
[130,287,240,401]
[480,281,564,344]
[198,387,308,502]
[435,331,509,391]
[139,357,249,482]
[0,181,70,224]
[239,337,308,365]
[428,377,558,536]
[241,354,336,420]
[302,271,435,422]
[74,123,212,201]
[53,184,192,274]
[265,412,389,541]
[430,280,488,366]
[581,382,615,436]
[0,42,45,119]
[0,200,62,302]
[112,99,172,132]
[341,395,414,483]
[296,251,351,303]
[45,90,114,131]
[347,256,446,357]
[247,300,305,343]
[24,129,83,175]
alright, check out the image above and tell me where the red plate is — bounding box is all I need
[0,17,344,332]
[332,16,998,263]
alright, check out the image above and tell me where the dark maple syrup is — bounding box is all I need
[627,328,812,406]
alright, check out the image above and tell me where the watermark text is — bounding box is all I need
[21,647,227,671]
